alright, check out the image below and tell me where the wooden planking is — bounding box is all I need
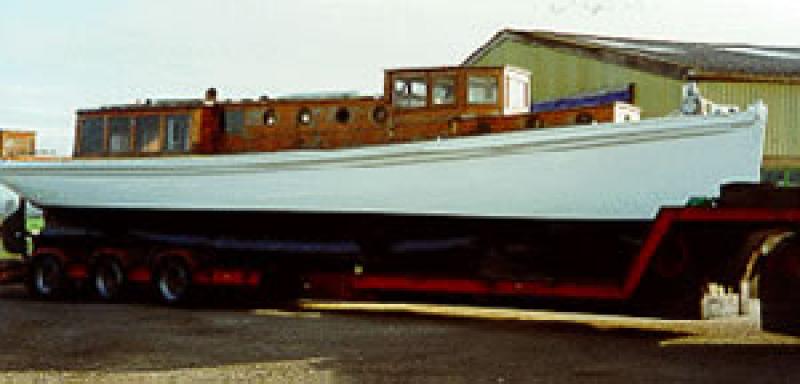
[73,102,622,157]
[72,65,625,157]
[230,99,389,152]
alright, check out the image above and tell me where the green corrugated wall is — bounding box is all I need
[469,39,800,160]
[470,39,684,118]
[699,82,800,158]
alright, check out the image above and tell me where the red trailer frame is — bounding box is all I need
[303,206,800,320]
[3,186,800,327]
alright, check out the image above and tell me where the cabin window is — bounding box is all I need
[789,171,800,186]
[762,169,785,185]
[393,77,427,108]
[575,112,594,125]
[136,115,161,153]
[263,109,278,126]
[297,107,312,125]
[223,110,244,135]
[245,108,265,126]
[108,117,132,153]
[372,106,388,124]
[432,76,456,105]
[335,107,350,124]
[165,115,190,152]
[79,117,104,154]
[467,76,498,105]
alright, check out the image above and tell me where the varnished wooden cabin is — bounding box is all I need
[74,65,635,158]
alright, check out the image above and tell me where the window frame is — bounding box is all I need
[135,115,162,154]
[223,109,245,135]
[392,76,428,108]
[431,75,457,107]
[108,116,133,154]
[165,114,192,153]
[78,117,106,155]
[467,75,499,106]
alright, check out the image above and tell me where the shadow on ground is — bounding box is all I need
[1,284,800,383]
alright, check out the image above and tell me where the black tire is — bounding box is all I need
[258,266,302,308]
[93,257,126,301]
[26,255,68,300]
[760,239,800,335]
[153,257,193,305]
[628,245,703,319]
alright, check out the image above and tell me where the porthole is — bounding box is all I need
[297,107,312,125]
[526,117,542,129]
[335,107,350,124]
[263,108,278,126]
[477,121,492,134]
[372,105,388,123]
[575,112,593,125]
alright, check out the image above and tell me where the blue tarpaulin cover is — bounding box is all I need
[531,86,633,113]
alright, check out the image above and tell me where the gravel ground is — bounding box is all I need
[1,284,799,383]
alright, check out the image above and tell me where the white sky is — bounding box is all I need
[1,0,798,155]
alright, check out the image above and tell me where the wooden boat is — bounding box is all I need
[0,66,771,317]
[0,66,765,220]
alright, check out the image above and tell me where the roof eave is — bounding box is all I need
[464,29,692,80]
[461,29,514,66]
[689,72,800,85]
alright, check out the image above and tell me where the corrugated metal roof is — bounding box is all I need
[464,30,800,83]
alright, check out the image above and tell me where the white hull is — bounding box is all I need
[0,103,766,220]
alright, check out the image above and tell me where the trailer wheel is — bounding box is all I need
[760,238,800,335]
[93,257,126,301]
[629,240,703,319]
[653,235,691,278]
[26,255,68,300]
[258,265,302,307]
[154,257,193,305]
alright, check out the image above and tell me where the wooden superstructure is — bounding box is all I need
[73,65,632,158]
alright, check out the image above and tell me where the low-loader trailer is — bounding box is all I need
[1,183,799,333]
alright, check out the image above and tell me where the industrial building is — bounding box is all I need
[464,30,800,184]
